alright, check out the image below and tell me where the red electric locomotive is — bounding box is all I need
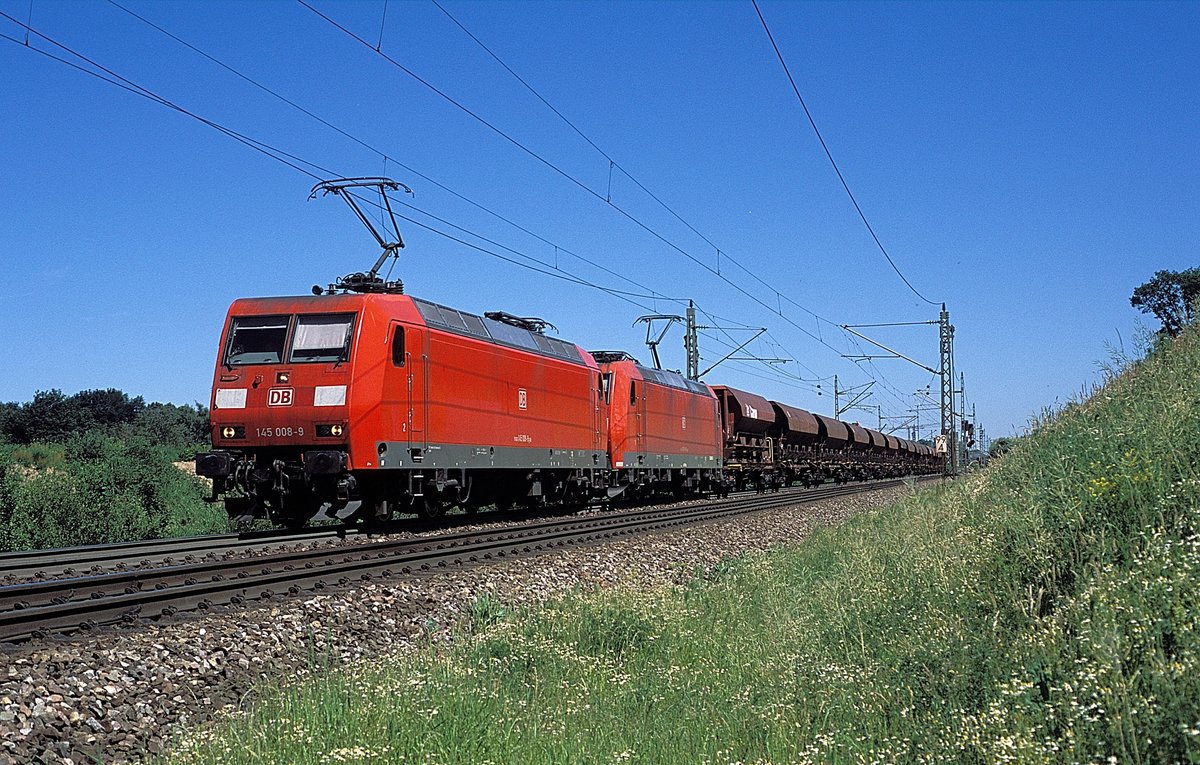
[592,351,722,498]
[195,290,609,524]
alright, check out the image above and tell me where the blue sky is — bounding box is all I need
[2,0,1197,439]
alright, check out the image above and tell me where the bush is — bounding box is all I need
[0,387,219,550]
[0,434,227,551]
[8,443,67,470]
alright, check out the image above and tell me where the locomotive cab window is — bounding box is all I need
[289,314,355,364]
[392,325,406,367]
[630,381,638,406]
[225,315,289,366]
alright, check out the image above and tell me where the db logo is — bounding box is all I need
[518,388,528,410]
[267,388,294,407]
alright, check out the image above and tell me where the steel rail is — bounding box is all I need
[0,524,354,581]
[0,476,939,643]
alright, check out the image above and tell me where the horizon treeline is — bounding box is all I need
[0,388,209,459]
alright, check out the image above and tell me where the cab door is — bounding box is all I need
[387,321,427,454]
[631,379,646,463]
[592,371,603,455]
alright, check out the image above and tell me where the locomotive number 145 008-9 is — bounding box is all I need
[256,426,304,438]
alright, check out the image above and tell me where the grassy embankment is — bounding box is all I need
[168,331,1200,764]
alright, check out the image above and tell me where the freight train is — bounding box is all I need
[194,178,939,525]
[194,290,938,526]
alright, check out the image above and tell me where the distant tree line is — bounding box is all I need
[0,388,208,458]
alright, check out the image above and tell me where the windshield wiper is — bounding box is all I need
[333,344,350,369]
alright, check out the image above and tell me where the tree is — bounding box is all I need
[130,402,210,456]
[0,402,18,444]
[71,388,144,427]
[1130,268,1200,337]
[0,390,93,444]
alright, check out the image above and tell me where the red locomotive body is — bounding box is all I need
[595,354,721,497]
[198,292,605,521]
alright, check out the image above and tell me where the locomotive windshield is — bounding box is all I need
[225,315,289,365]
[223,313,355,366]
[289,313,355,363]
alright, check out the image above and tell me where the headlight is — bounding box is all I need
[220,426,246,439]
[317,424,346,438]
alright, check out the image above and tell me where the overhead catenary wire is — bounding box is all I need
[0,21,324,180]
[2,6,927,410]
[0,12,678,318]
[697,331,822,394]
[100,0,690,318]
[386,0,932,403]
[295,0,861,345]
[750,0,939,307]
[9,9,834,395]
[97,0,894,392]
[428,0,847,328]
[0,11,738,383]
[94,0,903,404]
[424,0,937,380]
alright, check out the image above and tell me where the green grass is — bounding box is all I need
[166,330,1200,764]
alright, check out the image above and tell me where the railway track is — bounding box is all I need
[0,523,356,583]
[0,496,661,582]
[0,489,780,583]
[0,479,914,583]
[0,476,938,644]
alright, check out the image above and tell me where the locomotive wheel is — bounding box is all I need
[417,495,447,520]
